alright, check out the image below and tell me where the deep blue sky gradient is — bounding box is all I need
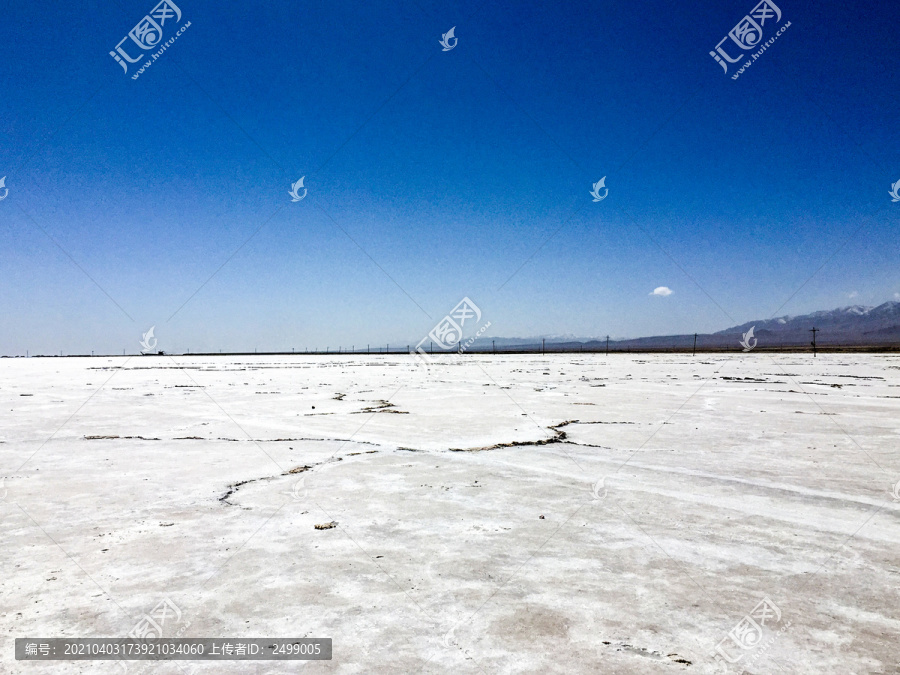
[1,0,899,354]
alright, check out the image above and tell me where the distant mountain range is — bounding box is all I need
[713,301,900,344]
[14,302,899,359]
[461,301,900,351]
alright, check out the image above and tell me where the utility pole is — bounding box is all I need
[606,336,609,355]
[492,340,495,353]
[430,341,433,354]
[810,327,819,357]
[542,338,545,355]
[692,333,697,356]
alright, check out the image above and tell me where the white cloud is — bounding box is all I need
[848,291,859,299]
[895,292,900,300]
[650,286,673,297]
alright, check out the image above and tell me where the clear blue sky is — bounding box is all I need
[1,0,899,354]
